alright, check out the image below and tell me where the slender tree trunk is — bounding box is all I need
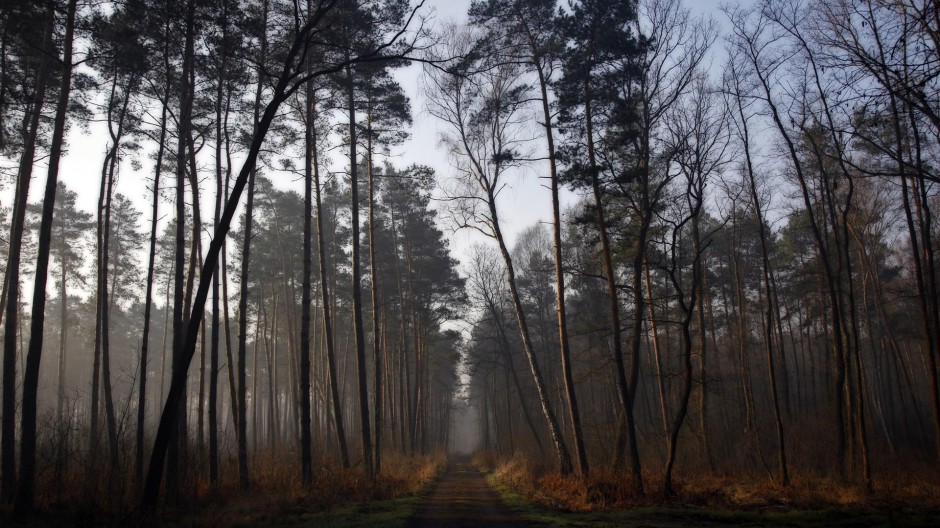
[142,0,396,505]
[1,7,51,502]
[15,0,78,510]
[311,92,349,468]
[663,286,696,496]
[488,194,573,475]
[299,40,315,485]
[236,172,256,489]
[732,82,789,485]
[748,47,851,475]
[57,258,68,426]
[585,81,639,486]
[99,75,135,470]
[138,70,168,488]
[209,13,230,480]
[646,259,669,437]
[663,194,703,495]
[487,301,546,456]
[522,34,588,475]
[222,102,238,433]
[167,0,197,500]
[347,63,374,479]
[366,111,383,474]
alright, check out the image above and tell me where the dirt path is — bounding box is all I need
[407,457,536,528]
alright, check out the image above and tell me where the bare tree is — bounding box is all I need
[425,25,574,475]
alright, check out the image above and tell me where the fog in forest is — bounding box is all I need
[1,0,940,524]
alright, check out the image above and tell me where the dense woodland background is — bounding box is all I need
[1,0,939,517]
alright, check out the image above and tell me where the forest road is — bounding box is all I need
[407,456,539,528]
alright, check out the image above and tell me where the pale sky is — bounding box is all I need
[25,0,743,291]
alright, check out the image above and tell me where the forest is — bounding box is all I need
[1,0,940,525]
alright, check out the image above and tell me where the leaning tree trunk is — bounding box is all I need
[488,193,573,475]
[535,54,588,478]
[141,0,407,506]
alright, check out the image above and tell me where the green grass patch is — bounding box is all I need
[247,463,445,528]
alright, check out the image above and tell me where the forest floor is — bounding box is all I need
[303,456,940,527]
[4,454,940,527]
[481,463,940,528]
[406,456,527,528]
[489,480,940,527]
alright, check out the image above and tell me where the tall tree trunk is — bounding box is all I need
[299,38,315,485]
[584,80,639,487]
[209,9,231,480]
[15,0,78,510]
[222,93,238,434]
[512,14,590,475]
[167,0,197,500]
[366,112,384,474]
[747,46,850,476]
[347,63,374,479]
[1,7,51,503]
[137,64,170,487]
[488,192,573,475]
[236,169,256,490]
[57,258,68,426]
[98,75,134,470]
[663,190,703,496]
[542,55,588,479]
[142,0,399,505]
[311,91,349,468]
[732,80,789,486]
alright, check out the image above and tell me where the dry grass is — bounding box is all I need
[2,451,446,527]
[481,450,940,513]
[171,451,446,527]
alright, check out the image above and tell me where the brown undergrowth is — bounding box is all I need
[2,451,446,527]
[185,451,445,527]
[476,450,940,513]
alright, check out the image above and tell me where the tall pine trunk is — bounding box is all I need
[347,62,374,479]
[311,91,349,467]
[584,80,641,488]
[137,66,168,488]
[15,0,78,510]
[366,111,384,473]
[1,6,51,503]
[299,58,315,484]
